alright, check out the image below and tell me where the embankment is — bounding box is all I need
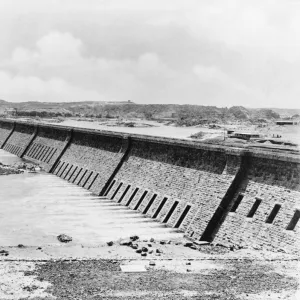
[0,119,299,253]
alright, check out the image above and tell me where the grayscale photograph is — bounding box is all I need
[0,0,299,299]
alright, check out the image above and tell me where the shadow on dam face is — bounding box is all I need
[0,149,183,247]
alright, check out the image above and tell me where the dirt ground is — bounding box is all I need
[1,241,299,300]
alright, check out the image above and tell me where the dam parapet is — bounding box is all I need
[0,118,299,253]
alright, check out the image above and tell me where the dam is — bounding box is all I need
[0,118,299,253]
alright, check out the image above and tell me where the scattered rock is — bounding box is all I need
[150,238,155,242]
[149,261,156,266]
[142,247,148,252]
[131,244,138,250]
[155,253,161,256]
[278,248,286,253]
[120,239,132,246]
[149,250,153,254]
[253,245,262,251]
[17,244,25,248]
[186,269,192,272]
[141,252,147,257]
[160,240,167,245]
[184,242,193,247]
[37,247,42,250]
[186,262,191,265]
[107,241,114,246]
[156,249,163,254]
[136,249,142,254]
[23,285,39,292]
[0,250,9,256]
[57,234,72,243]
[130,235,139,241]
[148,244,152,247]
[190,245,197,250]
[24,271,34,276]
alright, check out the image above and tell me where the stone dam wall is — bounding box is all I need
[0,119,299,253]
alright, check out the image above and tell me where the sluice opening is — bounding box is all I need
[163,201,178,223]
[104,180,116,196]
[152,197,168,219]
[174,205,191,228]
[266,204,281,224]
[286,209,300,230]
[247,198,262,218]
[126,187,139,206]
[143,194,157,214]
[134,190,148,210]
[73,167,83,183]
[230,194,244,212]
[111,182,123,200]
[83,171,93,188]
[77,169,87,185]
[118,185,131,203]
[88,173,99,189]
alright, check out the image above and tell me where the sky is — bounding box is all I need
[0,0,299,108]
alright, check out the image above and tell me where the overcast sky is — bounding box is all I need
[0,0,299,108]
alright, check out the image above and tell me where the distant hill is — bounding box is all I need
[266,108,300,117]
[0,99,285,125]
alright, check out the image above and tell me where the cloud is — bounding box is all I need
[12,32,83,67]
[0,71,104,102]
[193,65,253,93]
[0,3,300,108]
[183,0,300,62]
[1,0,300,63]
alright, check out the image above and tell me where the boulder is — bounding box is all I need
[57,234,72,243]
[131,244,138,250]
[120,239,132,246]
[184,242,193,247]
[0,250,9,256]
[130,235,139,241]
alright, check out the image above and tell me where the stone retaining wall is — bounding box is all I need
[109,138,237,241]
[2,123,35,157]
[23,125,70,171]
[214,155,300,253]
[0,120,14,147]
[0,119,299,253]
[52,130,125,194]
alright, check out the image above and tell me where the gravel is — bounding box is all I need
[19,259,298,300]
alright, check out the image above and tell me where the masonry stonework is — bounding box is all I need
[2,123,35,156]
[0,119,299,253]
[0,120,14,148]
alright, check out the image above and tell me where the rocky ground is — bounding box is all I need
[0,161,39,175]
[0,236,299,300]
